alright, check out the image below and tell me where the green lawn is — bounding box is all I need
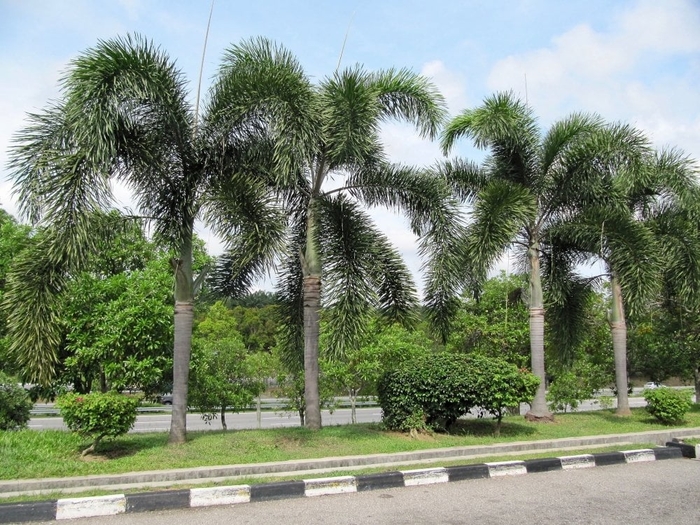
[2,406,699,481]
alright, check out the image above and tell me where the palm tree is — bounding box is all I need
[209,40,450,430]
[546,125,700,414]
[435,92,607,419]
[5,35,302,443]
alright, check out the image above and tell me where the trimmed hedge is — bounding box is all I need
[643,387,692,424]
[377,353,538,433]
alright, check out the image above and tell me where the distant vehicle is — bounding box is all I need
[160,393,173,405]
[643,382,664,390]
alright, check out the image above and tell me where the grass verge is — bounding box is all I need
[2,406,699,481]
[0,443,660,504]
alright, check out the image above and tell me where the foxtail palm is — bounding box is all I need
[436,92,606,418]
[5,35,298,443]
[547,126,700,414]
[210,41,450,429]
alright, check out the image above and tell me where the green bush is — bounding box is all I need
[377,353,539,434]
[378,353,475,432]
[643,387,692,424]
[0,372,32,430]
[56,392,139,455]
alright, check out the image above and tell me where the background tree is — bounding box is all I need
[435,92,607,419]
[210,39,451,429]
[5,34,291,443]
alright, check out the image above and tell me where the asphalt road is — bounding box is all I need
[27,457,700,525]
[28,397,654,432]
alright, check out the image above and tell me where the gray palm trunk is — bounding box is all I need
[527,240,549,417]
[169,233,195,444]
[302,201,322,430]
[610,275,631,415]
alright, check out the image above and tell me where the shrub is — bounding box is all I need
[0,372,32,430]
[643,387,692,424]
[56,392,139,455]
[377,353,539,435]
[378,353,475,432]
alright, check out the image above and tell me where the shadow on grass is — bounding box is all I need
[448,419,537,439]
[82,434,169,460]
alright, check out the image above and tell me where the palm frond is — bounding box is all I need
[317,194,419,359]
[369,67,447,139]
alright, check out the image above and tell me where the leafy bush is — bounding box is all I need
[643,387,692,424]
[377,353,539,435]
[56,392,139,455]
[378,353,475,432]
[0,372,32,430]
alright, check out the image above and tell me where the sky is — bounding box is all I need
[1,0,699,293]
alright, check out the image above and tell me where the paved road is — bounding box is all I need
[27,458,700,524]
[29,395,657,432]
[28,407,384,432]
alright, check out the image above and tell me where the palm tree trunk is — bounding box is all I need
[527,243,551,419]
[303,275,322,429]
[169,232,195,444]
[220,406,227,431]
[610,275,631,416]
[302,202,322,430]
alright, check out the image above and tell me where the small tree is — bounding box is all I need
[189,302,264,430]
[468,355,539,436]
[57,392,138,456]
[322,322,432,423]
[0,372,32,430]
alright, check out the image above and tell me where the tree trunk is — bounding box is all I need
[610,276,631,416]
[694,367,700,405]
[526,243,551,419]
[257,395,262,428]
[303,275,322,430]
[220,406,227,431]
[349,388,357,424]
[302,200,322,430]
[169,233,195,444]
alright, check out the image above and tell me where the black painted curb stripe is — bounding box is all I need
[250,480,305,502]
[664,441,696,458]
[592,451,627,466]
[125,489,190,513]
[0,447,687,523]
[0,500,56,523]
[525,457,563,473]
[356,471,405,492]
[445,464,490,482]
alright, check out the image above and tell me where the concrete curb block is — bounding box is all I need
[0,446,684,523]
[665,441,699,459]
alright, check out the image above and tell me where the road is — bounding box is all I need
[29,396,656,432]
[28,407,384,432]
[27,457,700,525]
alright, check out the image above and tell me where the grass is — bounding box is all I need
[2,406,700,481]
[0,442,659,504]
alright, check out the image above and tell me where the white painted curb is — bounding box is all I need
[56,494,126,520]
[623,449,656,463]
[560,454,595,470]
[486,460,527,477]
[303,476,357,497]
[401,467,449,486]
[190,485,251,507]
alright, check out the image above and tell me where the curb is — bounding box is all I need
[0,446,683,523]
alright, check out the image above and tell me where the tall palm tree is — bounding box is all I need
[5,35,302,443]
[435,92,607,418]
[209,40,451,430]
[546,125,700,414]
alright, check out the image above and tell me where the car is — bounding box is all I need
[643,382,664,390]
[160,393,173,405]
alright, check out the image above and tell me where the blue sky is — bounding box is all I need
[1,0,699,290]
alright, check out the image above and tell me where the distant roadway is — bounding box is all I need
[28,397,654,432]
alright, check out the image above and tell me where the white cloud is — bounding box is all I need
[421,60,469,114]
[486,0,700,159]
